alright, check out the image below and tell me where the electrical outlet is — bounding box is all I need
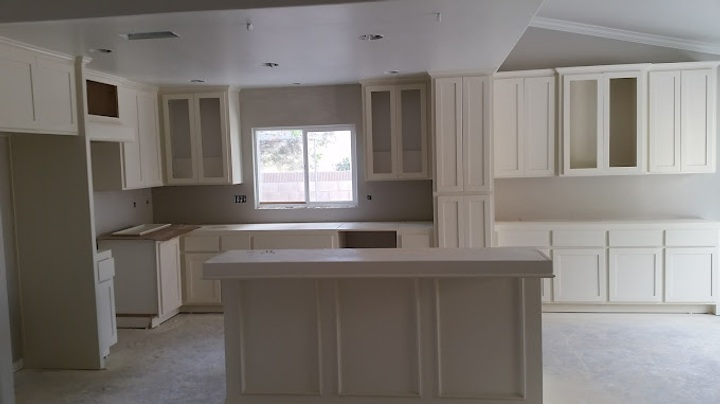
[366,195,372,200]
[234,195,247,203]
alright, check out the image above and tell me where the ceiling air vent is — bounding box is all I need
[119,31,179,41]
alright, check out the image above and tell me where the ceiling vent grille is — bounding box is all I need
[120,31,179,41]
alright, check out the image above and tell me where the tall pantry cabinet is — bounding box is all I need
[432,75,493,248]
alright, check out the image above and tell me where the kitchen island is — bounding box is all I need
[204,247,552,404]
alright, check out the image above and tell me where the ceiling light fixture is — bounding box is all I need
[263,62,279,68]
[246,21,254,31]
[189,79,206,83]
[359,34,384,41]
[385,70,400,75]
[89,48,113,54]
[119,31,179,41]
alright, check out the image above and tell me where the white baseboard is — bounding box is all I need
[12,359,23,372]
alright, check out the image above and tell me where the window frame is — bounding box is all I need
[252,124,358,209]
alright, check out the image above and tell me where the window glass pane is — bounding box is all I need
[256,129,306,203]
[307,130,353,202]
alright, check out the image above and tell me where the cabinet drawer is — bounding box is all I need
[552,230,606,247]
[221,235,251,250]
[496,229,551,247]
[608,230,663,247]
[665,229,719,247]
[183,236,220,252]
[97,257,115,283]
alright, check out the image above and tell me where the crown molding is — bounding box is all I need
[530,17,720,56]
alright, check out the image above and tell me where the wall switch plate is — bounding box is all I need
[234,195,247,203]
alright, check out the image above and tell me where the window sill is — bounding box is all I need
[256,204,358,210]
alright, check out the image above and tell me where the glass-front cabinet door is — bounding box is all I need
[163,94,196,183]
[195,93,228,183]
[398,84,427,178]
[563,74,602,173]
[366,86,395,179]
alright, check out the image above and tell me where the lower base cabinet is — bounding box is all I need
[184,253,223,305]
[552,248,607,302]
[608,248,662,302]
[665,247,718,302]
[436,194,493,248]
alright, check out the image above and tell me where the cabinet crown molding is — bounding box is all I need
[0,35,74,61]
[494,69,555,79]
[360,73,430,86]
[556,63,652,75]
[85,68,158,93]
[428,69,495,79]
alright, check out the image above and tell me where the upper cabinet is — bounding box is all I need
[493,70,555,178]
[433,76,491,193]
[85,71,137,142]
[162,88,242,185]
[558,65,648,176]
[0,38,77,135]
[363,81,429,180]
[649,62,718,174]
[91,85,163,190]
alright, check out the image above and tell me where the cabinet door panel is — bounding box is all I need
[196,94,229,182]
[434,78,463,192]
[463,76,491,192]
[138,93,163,187]
[665,247,717,302]
[398,84,427,178]
[121,90,143,189]
[366,86,395,178]
[184,253,222,304]
[97,278,117,357]
[681,69,715,173]
[0,48,35,130]
[553,248,607,302]
[608,248,662,302]
[159,239,182,316]
[435,196,463,248]
[466,194,492,248]
[164,95,196,182]
[33,56,76,134]
[539,249,552,302]
[606,73,641,172]
[524,76,555,176]
[250,233,337,249]
[493,78,523,178]
[649,71,681,172]
[563,75,601,172]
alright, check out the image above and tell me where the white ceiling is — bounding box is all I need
[0,0,542,87]
[0,0,718,88]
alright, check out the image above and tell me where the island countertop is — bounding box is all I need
[203,247,552,279]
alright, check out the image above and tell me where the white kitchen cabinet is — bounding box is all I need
[85,71,137,142]
[665,247,717,303]
[91,87,163,190]
[608,248,662,302]
[558,65,647,176]
[98,238,183,327]
[397,228,433,248]
[539,249,553,302]
[364,82,429,180]
[435,194,493,248]
[433,76,491,193]
[552,248,607,302]
[649,63,718,174]
[493,71,555,178]
[185,253,223,305]
[95,250,117,358]
[0,38,77,136]
[162,88,242,185]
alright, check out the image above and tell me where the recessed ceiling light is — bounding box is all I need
[263,62,279,68]
[359,34,384,41]
[293,82,301,85]
[119,31,179,41]
[89,48,113,54]
[189,79,206,83]
[385,70,400,75]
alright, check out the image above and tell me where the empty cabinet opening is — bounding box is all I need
[608,78,638,168]
[569,80,598,169]
[86,80,119,118]
[371,91,393,174]
[339,231,397,248]
[400,88,423,174]
[167,99,194,179]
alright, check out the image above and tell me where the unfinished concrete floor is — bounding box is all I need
[13,313,720,404]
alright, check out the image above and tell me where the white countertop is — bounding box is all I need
[203,247,552,279]
[190,221,433,235]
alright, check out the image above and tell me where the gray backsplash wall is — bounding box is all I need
[93,188,155,235]
[152,84,434,224]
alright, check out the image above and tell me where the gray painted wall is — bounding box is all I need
[0,138,21,364]
[152,84,434,224]
[495,29,720,221]
[93,189,154,236]
[0,138,15,403]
